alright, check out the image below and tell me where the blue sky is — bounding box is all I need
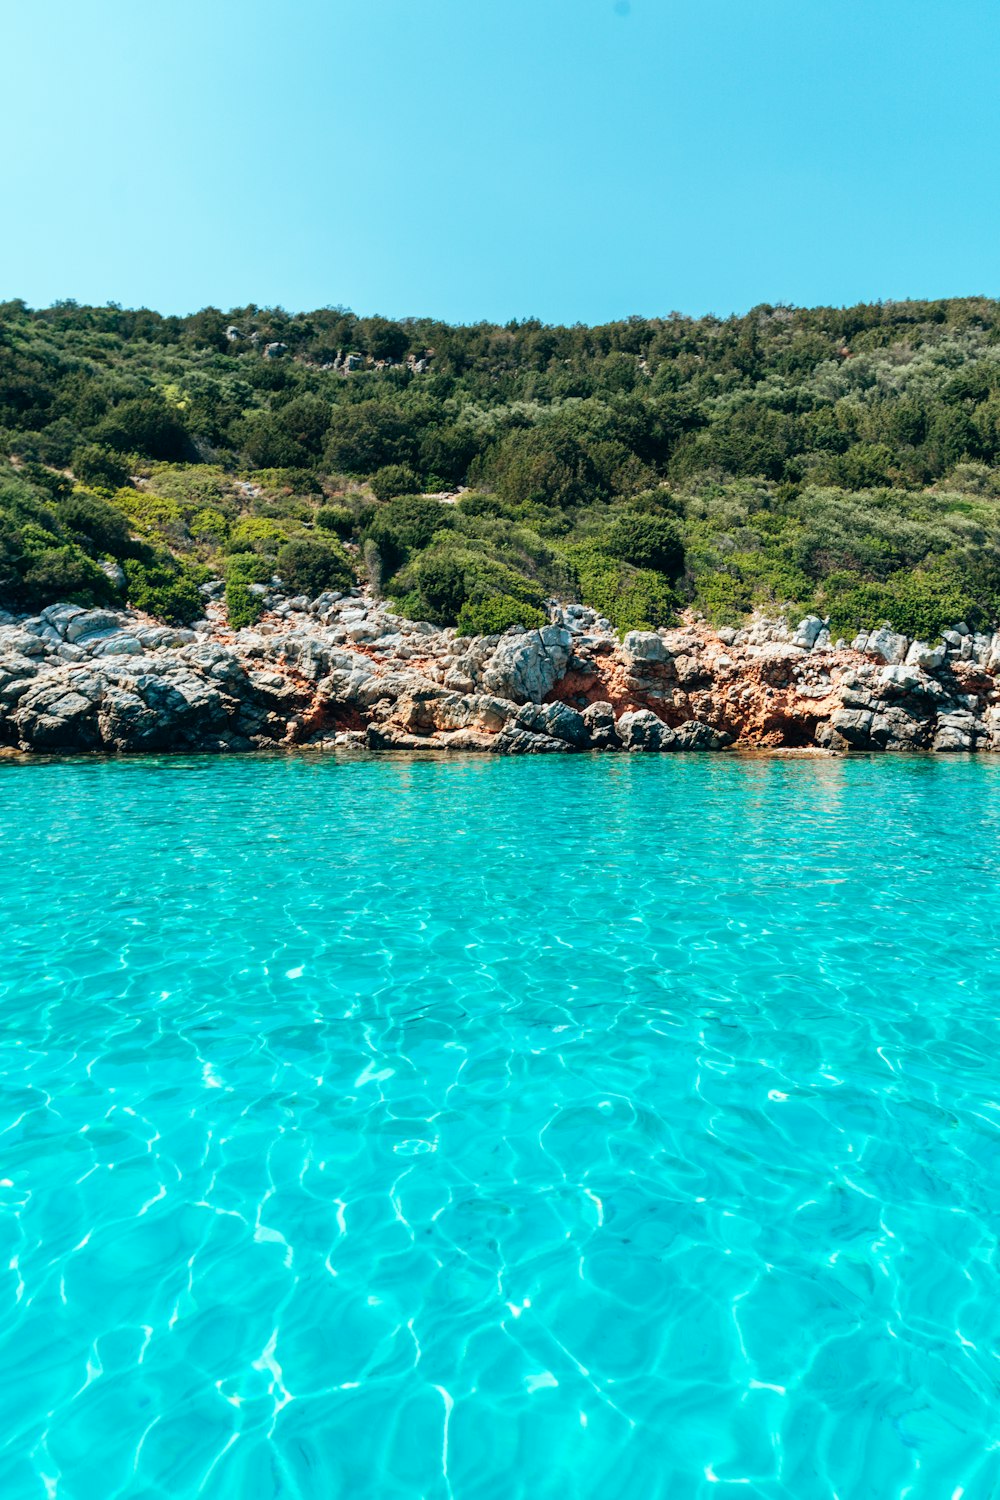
[3,0,998,323]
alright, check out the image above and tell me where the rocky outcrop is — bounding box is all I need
[3,592,1000,757]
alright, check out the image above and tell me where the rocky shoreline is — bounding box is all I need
[2,588,999,757]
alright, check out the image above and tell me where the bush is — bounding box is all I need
[93,397,192,461]
[324,403,416,474]
[189,507,230,544]
[275,538,354,595]
[225,580,264,629]
[365,495,452,573]
[414,552,467,619]
[72,444,131,492]
[315,504,355,538]
[224,552,272,585]
[391,543,545,625]
[56,491,133,557]
[370,464,421,501]
[820,568,974,640]
[17,546,117,611]
[17,462,74,505]
[123,554,203,624]
[569,542,678,634]
[602,511,685,576]
[456,597,547,636]
[228,515,287,553]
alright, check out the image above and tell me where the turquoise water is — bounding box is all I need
[1,753,999,1500]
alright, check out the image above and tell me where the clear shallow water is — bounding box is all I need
[1,753,999,1500]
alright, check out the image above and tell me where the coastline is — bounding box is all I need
[2,587,998,759]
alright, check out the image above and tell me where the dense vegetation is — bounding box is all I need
[3,295,1000,637]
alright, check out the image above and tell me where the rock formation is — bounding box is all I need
[2,593,999,756]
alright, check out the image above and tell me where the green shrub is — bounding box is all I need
[820,568,974,640]
[370,464,421,501]
[602,511,685,576]
[72,444,131,492]
[56,491,133,557]
[456,597,547,636]
[691,570,754,626]
[275,538,354,595]
[224,552,273,585]
[225,580,264,629]
[414,551,467,618]
[17,546,118,611]
[124,554,203,624]
[17,462,74,505]
[229,515,287,552]
[315,504,355,539]
[93,397,192,461]
[391,543,545,625]
[365,495,452,573]
[111,487,186,541]
[568,543,678,634]
[189,507,230,544]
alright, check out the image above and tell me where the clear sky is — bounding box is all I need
[2,0,998,324]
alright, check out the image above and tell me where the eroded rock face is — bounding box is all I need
[3,597,1000,757]
[480,626,572,704]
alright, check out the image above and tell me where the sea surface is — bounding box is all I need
[1,751,999,1499]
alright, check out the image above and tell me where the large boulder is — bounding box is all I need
[863,626,909,665]
[622,630,670,665]
[616,709,675,751]
[13,674,104,749]
[581,699,619,749]
[492,726,573,755]
[481,626,571,704]
[672,719,731,751]
[514,701,591,748]
[63,610,123,645]
[905,640,947,672]
[828,707,874,748]
[792,615,825,649]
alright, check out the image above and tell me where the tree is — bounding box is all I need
[357,317,409,363]
[276,538,354,595]
[602,512,684,577]
[72,444,131,491]
[93,398,192,461]
[324,402,416,474]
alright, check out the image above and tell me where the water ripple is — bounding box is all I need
[0,752,999,1497]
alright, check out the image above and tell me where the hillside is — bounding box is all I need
[2,295,1000,640]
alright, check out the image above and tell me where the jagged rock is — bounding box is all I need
[13,679,103,749]
[829,708,874,748]
[91,633,144,657]
[492,726,573,755]
[581,700,619,749]
[870,705,930,749]
[863,627,909,664]
[616,709,675,751]
[672,720,731,751]
[514,701,591,748]
[792,615,825,649]
[933,723,974,752]
[63,610,122,645]
[879,663,924,695]
[622,630,671,665]
[905,640,947,671]
[480,626,572,704]
[0,628,49,658]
